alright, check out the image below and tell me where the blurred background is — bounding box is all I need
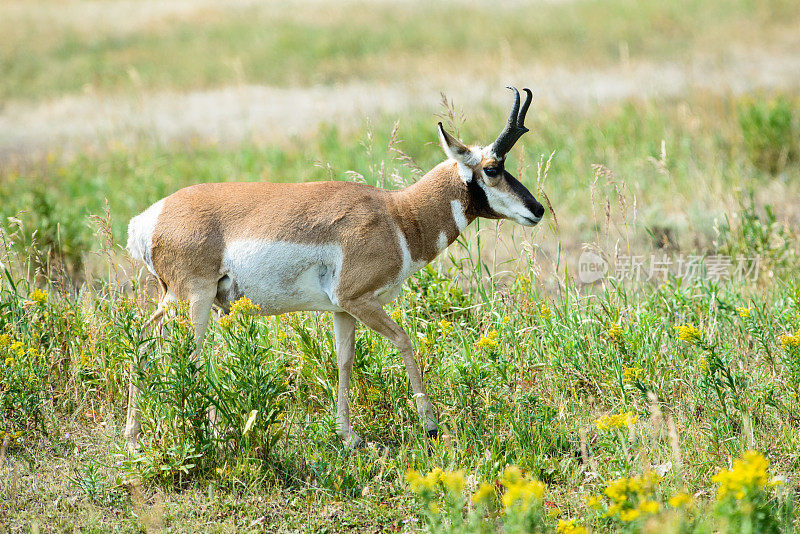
[1,0,798,288]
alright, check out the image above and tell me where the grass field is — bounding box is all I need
[1,0,800,532]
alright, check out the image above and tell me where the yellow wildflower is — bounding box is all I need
[164,299,188,313]
[0,334,10,347]
[668,492,692,508]
[585,495,603,509]
[619,508,640,521]
[500,466,545,510]
[674,323,703,343]
[540,305,553,318]
[439,319,452,334]
[475,329,499,350]
[28,288,48,304]
[604,478,630,503]
[471,483,495,505]
[637,499,659,515]
[390,310,403,322]
[606,322,625,341]
[736,307,751,318]
[174,315,192,331]
[440,470,465,494]
[501,465,524,486]
[622,367,643,383]
[557,518,587,534]
[779,331,800,349]
[406,469,424,493]
[596,411,638,430]
[547,507,562,518]
[4,357,13,366]
[218,314,233,329]
[277,328,288,342]
[712,450,777,500]
[602,472,662,521]
[406,468,442,494]
[10,341,25,358]
[229,296,260,316]
[502,316,511,325]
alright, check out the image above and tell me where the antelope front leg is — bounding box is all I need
[333,312,362,449]
[340,296,438,438]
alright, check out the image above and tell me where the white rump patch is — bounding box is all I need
[126,199,164,276]
[450,200,468,232]
[222,240,344,314]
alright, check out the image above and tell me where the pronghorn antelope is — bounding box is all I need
[125,87,545,449]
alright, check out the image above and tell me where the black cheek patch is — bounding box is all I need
[467,175,501,219]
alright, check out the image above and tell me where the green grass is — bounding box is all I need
[2,0,798,100]
[1,247,799,531]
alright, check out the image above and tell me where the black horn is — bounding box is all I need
[491,87,533,158]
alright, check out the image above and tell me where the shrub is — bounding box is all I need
[406,466,564,534]
[712,450,787,534]
[738,96,799,174]
[209,297,288,459]
[716,192,798,280]
[127,297,289,483]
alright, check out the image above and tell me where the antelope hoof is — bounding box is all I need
[124,434,139,453]
[344,432,364,450]
[124,424,141,453]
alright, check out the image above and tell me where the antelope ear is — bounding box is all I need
[438,122,475,167]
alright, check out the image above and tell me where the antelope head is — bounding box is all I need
[438,87,545,226]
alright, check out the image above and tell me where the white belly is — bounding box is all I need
[221,240,344,315]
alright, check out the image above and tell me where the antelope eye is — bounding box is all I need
[484,167,500,177]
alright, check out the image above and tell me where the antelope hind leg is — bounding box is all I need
[125,282,173,451]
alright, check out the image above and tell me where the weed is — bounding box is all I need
[738,95,800,174]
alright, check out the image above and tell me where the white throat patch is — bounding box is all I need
[450,200,468,232]
[437,231,448,253]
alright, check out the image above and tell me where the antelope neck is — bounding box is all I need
[389,161,477,265]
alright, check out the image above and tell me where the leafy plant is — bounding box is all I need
[130,302,213,484]
[717,192,797,279]
[209,297,288,459]
[738,95,799,174]
[406,466,567,534]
